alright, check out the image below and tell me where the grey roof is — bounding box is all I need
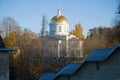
[53,63,81,79]
[39,63,81,80]
[39,73,56,80]
[57,63,81,75]
[0,48,14,52]
[86,48,112,62]
[86,44,120,62]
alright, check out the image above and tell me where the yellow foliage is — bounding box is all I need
[74,23,84,39]
[4,32,16,48]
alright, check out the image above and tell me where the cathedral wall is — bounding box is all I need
[55,24,69,36]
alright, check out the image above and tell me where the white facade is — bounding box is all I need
[50,24,69,36]
[45,9,83,58]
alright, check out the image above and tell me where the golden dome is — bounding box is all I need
[50,9,68,25]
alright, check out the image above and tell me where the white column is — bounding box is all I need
[58,40,62,58]
[66,39,69,57]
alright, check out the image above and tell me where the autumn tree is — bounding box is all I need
[84,27,112,56]
[0,17,42,80]
[83,2,120,60]
[0,16,59,80]
[11,28,42,80]
[40,15,48,63]
[113,2,120,43]
[74,23,84,39]
[0,17,21,48]
[0,17,20,37]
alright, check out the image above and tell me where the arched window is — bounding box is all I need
[59,26,61,32]
[66,26,68,32]
[64,26,66,32]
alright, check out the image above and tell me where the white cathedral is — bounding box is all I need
[43,9,83,58]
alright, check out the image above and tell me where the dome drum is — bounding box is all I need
[49,9,69,36]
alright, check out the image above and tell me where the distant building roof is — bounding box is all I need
[86,44,120,62]
[39,73,56,80]
[86,48,112,62]
[53,63,81,79]
[0,48,14,52]
[39,64,81,80]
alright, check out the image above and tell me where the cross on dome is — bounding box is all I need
[57,8,61,16]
